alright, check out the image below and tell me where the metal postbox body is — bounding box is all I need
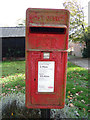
[25,8,70,109]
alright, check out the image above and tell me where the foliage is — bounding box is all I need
[63,0,87,42]
[82,47,88,58]
[63,0,89,58]
[82,26,90,57]
[2,93,40,119]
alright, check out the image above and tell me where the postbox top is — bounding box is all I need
[26,8,70,28]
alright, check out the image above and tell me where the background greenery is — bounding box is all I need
[63,0,90,58]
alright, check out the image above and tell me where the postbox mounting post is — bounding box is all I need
[41,109,50,119]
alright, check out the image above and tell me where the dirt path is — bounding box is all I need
[69,56,89,69]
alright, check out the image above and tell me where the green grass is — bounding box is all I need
[66,62,88,118]
[0,61,25,95]
[0,60,89,118]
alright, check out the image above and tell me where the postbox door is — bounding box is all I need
[29,51,65,105]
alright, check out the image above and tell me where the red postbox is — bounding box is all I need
[25,8,70,109]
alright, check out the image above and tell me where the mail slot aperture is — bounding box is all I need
[30,27,66,34]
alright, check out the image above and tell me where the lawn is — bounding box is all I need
[1,61,25,95]
[0,60,89,118]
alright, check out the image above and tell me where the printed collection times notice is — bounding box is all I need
[38,61,55,92]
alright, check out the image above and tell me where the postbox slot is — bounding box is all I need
[30,27,66,34]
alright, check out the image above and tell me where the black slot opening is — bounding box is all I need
[30,27,66,34]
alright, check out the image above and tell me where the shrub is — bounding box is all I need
[82,47,88,58]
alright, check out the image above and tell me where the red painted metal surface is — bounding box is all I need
[25,8,70,109]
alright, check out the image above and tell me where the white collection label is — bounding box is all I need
[38,61,55,92]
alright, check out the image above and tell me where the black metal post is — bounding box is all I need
[41,109,50,119]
